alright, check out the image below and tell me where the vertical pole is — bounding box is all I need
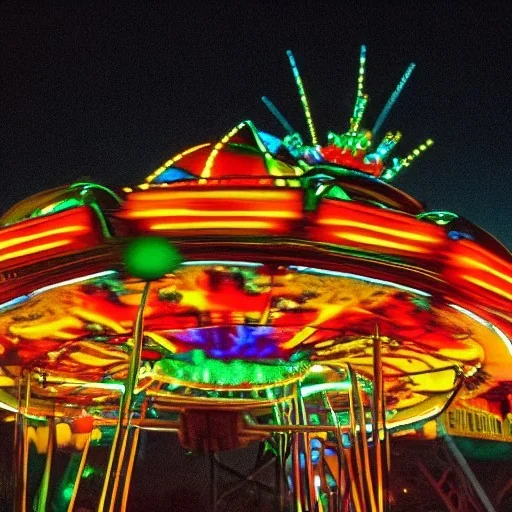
[372,324,384,512]
[343,449,363,512]
[381,351,391,511]
[323,390,347,506]
[347,368,367,512]
[293,382,316,511]
[443,434,496,512]
[66,435,92,512]
[36,417,55,512]
[13,377,23,509]
[350,366,377,512]
[298,384,316,512]
[291,433,303,512]
[120,401,147,511]
[16,372,31,512]
[98,281,151,512]
[273,404,288,512]
[97,415,122,512]
[108,427,131,512]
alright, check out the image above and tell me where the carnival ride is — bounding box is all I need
[0,46,511,511]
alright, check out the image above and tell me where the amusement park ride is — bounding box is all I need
[0,46,510,511]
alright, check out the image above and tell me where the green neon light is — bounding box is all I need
[30,198,82,218]
[417,210,459,226]
[155,350,310,386]
[349,45,368,133]
[287,50,318,145]
[70,182,123,204]
[124,237,182,280]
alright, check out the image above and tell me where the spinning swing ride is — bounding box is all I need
[0,46,511,511]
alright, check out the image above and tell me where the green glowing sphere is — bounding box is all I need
[123,237,182,280]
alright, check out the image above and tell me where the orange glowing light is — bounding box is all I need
[125,190,297,201]
[0,240,72,264]
[0,225,89,252]
[462,275,512,301]
[318,218,441,243]
[332,233,430,253]
[455,255,512,285]
[121,209,300,219]
[149,220,277,231]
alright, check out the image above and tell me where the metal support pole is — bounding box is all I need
[98,281,150,512]
[66,435,92,512]
[443,433,496,512]
[347,367,367,512]
[372,324,384,512]
[15,372,31,512]
[36,417,55,512]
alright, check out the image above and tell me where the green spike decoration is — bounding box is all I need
[381,138,434,181]
[349,45,368,133]
[262,45,433,182]
[287,50,318,145]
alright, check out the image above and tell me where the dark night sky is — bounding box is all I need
[1,2,511,248]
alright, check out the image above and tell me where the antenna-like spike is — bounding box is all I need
[375,131,402,159]
[261,96,295,135]
[381,138,434,181]
[372,63,416,137]
[286,50,318,145]
[401,138,434,167]
[349,45,368,133]
[357,44,367,98]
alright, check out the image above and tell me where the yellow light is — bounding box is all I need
[128,190,297,201]
[201,125,242,179]
[0,240,71,263]
[145,143,210,183]
[457,256,512,285]
[0,225,88,251]
[282,326,317,349]
[201,148,219,179]
[70,308,126,334]
[336,232,428,253]
[69,352,126,367]
[319,219,440,243]
[150,220,275,230]
[145,331,178,353]
[40,202,58,215]
[462,275,512,301]
[122,208,299,219]
[9,311,82,339]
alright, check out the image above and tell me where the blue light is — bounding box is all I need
[0,295,29,313]
[171,325,281,359]
[153,167,198,184]
[448,231,475,241]
[257,131,284,154]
